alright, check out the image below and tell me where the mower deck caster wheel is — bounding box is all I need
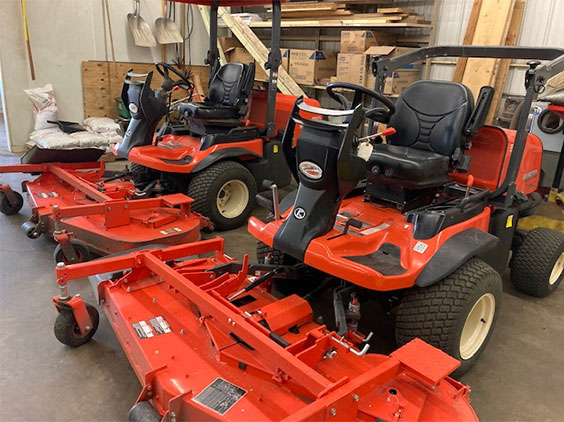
[128,401,161,422]
[54,303,99,347]
[54,241,91,265]
[21,221,41,239]
[395,258,502,377]
[0,191,24,215]
[510,228,564,297]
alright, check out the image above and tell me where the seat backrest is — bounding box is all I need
[208,63,255,109]
[387,80,475,157]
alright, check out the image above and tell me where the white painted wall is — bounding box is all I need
[0,0,209,152]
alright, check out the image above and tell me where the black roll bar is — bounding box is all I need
[371,45,564,202]
[264,0,282,138]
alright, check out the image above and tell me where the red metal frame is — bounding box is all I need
[53,240,477,420]
[0,162,210,258]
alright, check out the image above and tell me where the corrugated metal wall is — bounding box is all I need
[407,0,564,94]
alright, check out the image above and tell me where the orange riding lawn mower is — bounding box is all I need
[49,18,564,419]
[0,0,318,263]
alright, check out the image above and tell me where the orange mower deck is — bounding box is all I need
[0,161,210,261]
[53,238,478,421]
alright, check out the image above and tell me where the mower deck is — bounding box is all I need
[53,238,477,421]
[0,161,210,258]
[249,195,491,290]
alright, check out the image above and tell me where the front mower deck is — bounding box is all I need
[0,161,211,258]
[53,239,477,421]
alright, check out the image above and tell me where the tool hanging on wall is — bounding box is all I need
[128,0,157,47]
[20,0,35,80]
[156,0,184,44]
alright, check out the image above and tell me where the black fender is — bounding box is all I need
[414,228,499,288]
[191,147,260,173]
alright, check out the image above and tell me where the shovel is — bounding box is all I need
[155,0,183,44]
[128,0,156,47]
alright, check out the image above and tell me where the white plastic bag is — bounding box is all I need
[34,130,78,149]
[69,131,108,148]
[83,117,121,134]
[24,84,58,131]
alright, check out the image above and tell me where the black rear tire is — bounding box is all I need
[510,228,564,297]
[0,191,24,215]
[188,161,257,230]
[256,241,293,265]
[395,258,502,377]
[54,304,99,347]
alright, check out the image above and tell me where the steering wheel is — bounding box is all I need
[155,62,193,91]
[326,82,395,123]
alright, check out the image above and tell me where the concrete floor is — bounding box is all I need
[1,129,564,420]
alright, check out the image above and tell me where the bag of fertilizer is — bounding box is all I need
[83,117,122,134]
[24,84,59,131]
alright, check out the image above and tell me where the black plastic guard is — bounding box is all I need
[21,146,105,164]
[415,228,499,287]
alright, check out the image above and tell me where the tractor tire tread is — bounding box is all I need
[510,228,564,297]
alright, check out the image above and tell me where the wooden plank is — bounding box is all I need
[378,7,415,14]
[82,61,208,118]
[453,0,482,83]
[461,0,515,98]
[217,9,305,97]
[248,20,432,28]
[486,1,525,124]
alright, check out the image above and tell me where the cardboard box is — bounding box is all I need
[336,53,369,86]
[289,49,337,86]
[337,46,421,92]
[340,30,395,54]
[224,44,289,81]
[365,69,421,95]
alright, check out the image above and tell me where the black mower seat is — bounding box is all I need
[369,144,450,187]
[179,62,255,127]
[179,102,239,120]
[368,80,474,189]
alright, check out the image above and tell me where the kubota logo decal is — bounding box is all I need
[299,161,323,180]
[293,207,306,220]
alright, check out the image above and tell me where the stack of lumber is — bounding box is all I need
[262,2,430,25]
[453,0,525,124]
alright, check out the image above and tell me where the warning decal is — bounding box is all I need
[132,320,154,339]
[149,316,172,335]
[192,378,247,415]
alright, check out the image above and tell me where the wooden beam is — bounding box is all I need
[486,1,525,124]
[218,8,305,97]
[197,5,227,65]
[453,0,482,83]
[247,20,432,28]
[461,0,515,98]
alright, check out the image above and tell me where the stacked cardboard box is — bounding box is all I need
[289,50,337,86]
[336,31,421,95]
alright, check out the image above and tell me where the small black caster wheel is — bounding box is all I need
[21,221,41,239]
[128,401,161,422]
[0,191,24,215]
[54,241,91,264]
[54,303,99,347]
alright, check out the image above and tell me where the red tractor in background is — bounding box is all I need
[251,46,564,376]
[115,0,318,230]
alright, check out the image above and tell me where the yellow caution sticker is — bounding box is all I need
[273,145,279,153]
[506,214,513,228]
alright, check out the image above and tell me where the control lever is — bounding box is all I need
[357,127,397,144]
[465,175,475,198]
[263,179,280,221]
